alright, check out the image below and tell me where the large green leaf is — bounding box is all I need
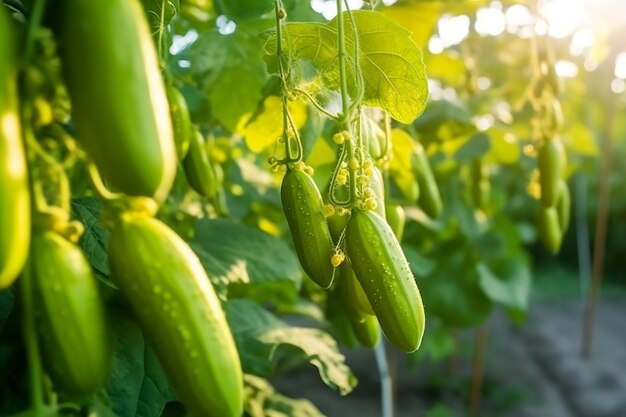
[191,218,302,305]
[208,64,267,132]
[179,24,269,131]
[106,309,176,417]
[263,11,428,124]
[381,1,444,49]
[477,259,531,323]
[454,131,490,163]
[420,250,493,328]
[71,198,114,286]
[226,300,356,395]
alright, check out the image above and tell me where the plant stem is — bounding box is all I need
[375,338,393,417]
[24,0,48,63]
[336,0,360,205]
[157,0,167,67]
[20,262,46,414]
[336,0,350,127]
[274,0,301,164]
[469,325,488,414]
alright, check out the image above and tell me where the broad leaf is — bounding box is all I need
[106,309,176,417]
[71,198,114,285]
[191,219,302,305]
[226,300,356,395]
[381,1,444,49]
[477,260,531,323]
[563,123,598,157]
[420,251,492,328]
[209,64,267,132]
[263,11,428,124]
[241,95,308,153]
[455,131,490,163]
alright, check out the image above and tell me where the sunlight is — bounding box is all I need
[540,0,585,39]
[555,60,578,78]
[569,28,594,56]
[610,79,625,94]
[170,30,198,55]
[504,4,533,33]
[475,6,505,37]
[437,15,470,48]
[311,0,364,20]
[615,53,626,79]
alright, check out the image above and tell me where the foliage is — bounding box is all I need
[0,0,624,416]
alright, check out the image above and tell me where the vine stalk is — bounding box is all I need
[274,0,302,164]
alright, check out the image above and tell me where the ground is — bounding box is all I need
[273,277,626,417]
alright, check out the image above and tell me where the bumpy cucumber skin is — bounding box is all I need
[325,289,360,349]
[385,204,406,242]
[342,264,375,316]
[362,115,386,161]
[369,166,386,219]
[31,231,112,396]
[183,129,217,198]
[346,210,425,352]
[167,85,192,159]
[60,0,176,202]
[336,266,379,348]
[350,313,380,349]
[411,143,442,218]
[470,159,490,210]
[0,12,29,289]
[537,205,562,254]
[108,215,243,417]
[281,169,335,289]
[538,139,565,207]
[556,180,570,233]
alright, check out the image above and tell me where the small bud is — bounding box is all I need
[322,204,335,218]
[331,251,345,268]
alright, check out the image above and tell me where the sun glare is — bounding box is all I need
[540,0,585,39]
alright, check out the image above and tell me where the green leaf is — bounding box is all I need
[335,11,428,123]
[486,127,520,165]
[190,218,302,305]
[425,51,467,87]
[263,11,428,124]
[226,300,356,395]
[208,64,266,132]
[71,198,114,285]
[477,260,531,322]
[180,24,269,129]
[403,245,437,277]
[381,1,444,49]
[420,251,492,328]
[244,374,327,417]
[414,324,456,362]
[454,131,490,163]
[106,309,176,417]
[221,0,273,20]
[562,123,598,156]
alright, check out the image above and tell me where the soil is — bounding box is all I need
[273,296,626,417]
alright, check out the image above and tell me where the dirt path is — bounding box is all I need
[273,297,626,417]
